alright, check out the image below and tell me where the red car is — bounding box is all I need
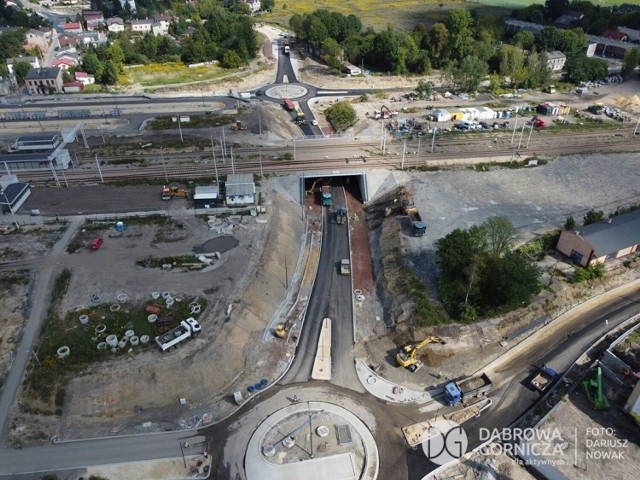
[91,237,104,250]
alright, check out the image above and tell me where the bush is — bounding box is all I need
[325,101,357,132]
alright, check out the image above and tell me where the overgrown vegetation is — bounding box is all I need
[149,114,234,130]
[436,216,542,321]
[325,101,357,132]
[403,268,451,327]
[518,230,561,260]
[0,270,29,290]
[572,263,606,283]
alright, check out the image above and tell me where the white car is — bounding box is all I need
[311,119,318,126]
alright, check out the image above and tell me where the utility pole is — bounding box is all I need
[431,127,436,154]
[401,141,406,169]
[210,135,219,185]
[517,121,526,150]
[179,442,186,468]
[526,122,534,149]
[415,137,421,168]
[511,113,518,145]
[293,138,296,161]
[230,147,235,174]
[95,154,104,183]
[2,190,19,230]
[259,145,263,177]
[177,114,184,143]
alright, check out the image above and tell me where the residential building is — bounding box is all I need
[618,26,640,43]
[546,50,566,71]
[6,55,40,74]
[602,30,628,42]
[58,33,79,48]
[119,0,137,13]
[504,19,545,35]
[554,11,584,29]
[52,57,78,70]
[154,14,172,31]
[78,31,108,46]
[82,10,104,31]
[225,174,255,206]
[62,22,84,34]
[556,209,640,267]
[238,0,261,13]
[75,72,95,85]
[63,81,84,93]
[25,29,49,51]
[618,3,640,14]
[151,22,165,36]
[130,19,153,33]
[25,67,63,95]
[106,17,125,33]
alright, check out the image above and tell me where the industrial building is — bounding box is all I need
[0,175,31,214]
[556,210,640,267]
[193,185,222,209]
[225,174,255,206]
[11,135,61,151]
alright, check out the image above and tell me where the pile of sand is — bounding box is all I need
[613,95,640,113]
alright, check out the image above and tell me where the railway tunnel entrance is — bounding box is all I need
[300,172,368,207]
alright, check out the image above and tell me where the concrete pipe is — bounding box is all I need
[175,297,183,303]
[189,301,199,308]
[190,305,201,314]
[316,426,330,437]
[356,294,365,302]
[118,337,129,349]
[125,330,135,338]
[91,294,100,303]
[140,335,150,344]
[353,289,363,296]
[97,342,107,351]
[116,293,128,303]
[110,304,121,312]
[111,347,119,354]
[95,324,107,334]
[263,445,276,457]
[161,291,172,299]
[57,346,70,359]
[282,436,295,449]
[130,336,139,346]
[79,314,89,325]
[166,298,174,309]
[147,314,158,323]
[151,291,160,300]
[106,334,118,347]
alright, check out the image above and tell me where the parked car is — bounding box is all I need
[91,237,104,250]
[311,119,318,126]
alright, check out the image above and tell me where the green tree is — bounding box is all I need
[483,215,515,256]
[444,9,474,60]
[100,59,118,85]
[499,45,525,83]
[415,79,433,99]
[621,48,640,80]
[221,50,242,69]
[429,22,449,58]
[321,37,342,72]
[565,54,607,83]
[513,30,535,50]
[13,60,31,85]
[558,28,588,58]
[0,30,26,59]
[564,215,576,230]
[81,52,103,78]
[454,55,488,92]
[436,225,488,279]
[307,17,329,48]
[583,209,604,226]
[325,101,357,132]
[478,252,541,311]
[106,42,125,73]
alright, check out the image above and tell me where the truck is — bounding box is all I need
[321,185,332,206]
[340,259,351,275]
[336,208,347,224]
[155,317,201,352]
[531,365,557,392]
[283,98,295,111]
[283,41,290,54]
[443,373,492,406]
[404,205,426,237]
[161,186,190,200]
[293,101,305,119]
[531,116,547,128]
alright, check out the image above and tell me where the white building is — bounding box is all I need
[225,174,255,206]
[107,17,125,33]
[546,50,567,71]
[6,56,40,74]
[238,0,261,13]
[119,0,137,13]
[431,108,451,122]
[130,19,153,33]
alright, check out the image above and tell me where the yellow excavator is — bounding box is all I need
[396,336,446,372]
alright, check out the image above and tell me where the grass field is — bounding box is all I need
[265,0,640,30]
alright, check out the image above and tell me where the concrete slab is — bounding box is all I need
[312,318,332,380]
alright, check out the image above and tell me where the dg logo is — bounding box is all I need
[421,419,469,465]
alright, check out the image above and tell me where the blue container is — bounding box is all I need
[255,383,263,390]
[247,385,255,393]
[260,379,268,386]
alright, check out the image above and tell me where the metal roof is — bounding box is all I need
[16,135,59,143]
[226,174,255,196]
[194,185,220,199]
[578,209,640,257]
[0,152,53,161]
[0,182,29,204]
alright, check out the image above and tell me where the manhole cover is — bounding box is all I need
[335,424,353,446]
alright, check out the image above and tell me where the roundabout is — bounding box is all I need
[245,400,379,480]
[265,84,308,99]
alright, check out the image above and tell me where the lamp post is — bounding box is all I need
[179,442,186,468]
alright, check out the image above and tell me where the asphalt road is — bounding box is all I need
[280,186,360,390]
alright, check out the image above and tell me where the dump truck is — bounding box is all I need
[531,365,557,392]
[443,373,492,406]
[155,317,201,352]
[402,202,426,237]
[336,208,347,224]
[321,185,332,206]
[230,120,248,131]
[283,98,294,111]
[340,259,351,275]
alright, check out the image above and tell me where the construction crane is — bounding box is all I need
[396,336,446,372]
